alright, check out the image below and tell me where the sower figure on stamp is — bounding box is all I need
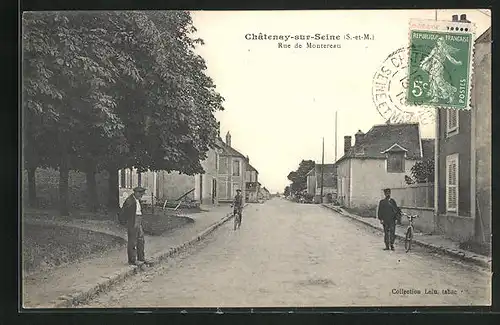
[376,188,402,251]
[118,186,152,265]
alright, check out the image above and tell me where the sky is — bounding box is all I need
[191,9,491,193]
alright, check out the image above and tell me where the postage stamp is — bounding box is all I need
[406,19,476,110]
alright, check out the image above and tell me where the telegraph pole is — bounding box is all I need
[334,111,338,162]
[320,137,324,202]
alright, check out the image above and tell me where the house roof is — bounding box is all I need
[381,143,408,153]
[421,138,435,160]
[337,123,425,163]
[247,163,258,173]
[215,137,246,158]
[476,27,491,44]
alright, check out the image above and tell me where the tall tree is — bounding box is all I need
[22,11,225,214]
[287,160,315,194]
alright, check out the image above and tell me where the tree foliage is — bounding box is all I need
[284,186,290,197]
[405,158,434,184]
[22,11,225,213]
[287,160,315,194]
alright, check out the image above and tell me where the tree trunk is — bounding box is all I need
[59,136,70,217]
[27,166,37,208]
[86,164,98,212]
[107,165,119,211]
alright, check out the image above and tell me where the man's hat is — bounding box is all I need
[383,188,391,193]
[133,186,147,193]
[236,189,241,192]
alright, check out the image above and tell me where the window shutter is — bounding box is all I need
[447,110,458,133]
[446,155,458,212]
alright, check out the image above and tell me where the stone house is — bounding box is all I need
[216,132,247,204]
[336,123,434,210]
[434,27,491,244]
[258,186,271,201]
[245,158,260,203]
[193,141,224,206]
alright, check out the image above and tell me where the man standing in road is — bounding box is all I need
[118,186,152,265]
[376,188,402,251]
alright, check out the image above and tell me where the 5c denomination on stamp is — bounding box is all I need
[406,19,475,110]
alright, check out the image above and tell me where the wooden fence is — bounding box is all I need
[389,183,434,209]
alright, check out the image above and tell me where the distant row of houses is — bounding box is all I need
[23,130,271,211]
[302,26,491,245]
[303,122,434,207]
[119,131,271,207]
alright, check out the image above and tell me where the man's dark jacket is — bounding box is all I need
[233,194,243,208]
[118,194,142,227]
[377,197,401,223]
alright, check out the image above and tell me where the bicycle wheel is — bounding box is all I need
[405,227,413,252]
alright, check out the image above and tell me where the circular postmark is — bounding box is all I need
[372,45,452,125]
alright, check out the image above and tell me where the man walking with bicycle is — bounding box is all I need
[376,188,402,251]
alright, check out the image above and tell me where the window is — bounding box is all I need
[233,159,240,176]
[215,153,219,171]
[137,171,142,187]
[446,154,459,212]
[232,159,240,176]
[386,152,405,173]
[446,109,459,136]
[129,168,133,188]
[218,180,227,200]
[219,156,228,174]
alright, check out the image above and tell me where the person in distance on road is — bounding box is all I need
[232,189,243,223]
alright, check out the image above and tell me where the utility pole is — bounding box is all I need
[334,111,338,162]
[320,137,324,202]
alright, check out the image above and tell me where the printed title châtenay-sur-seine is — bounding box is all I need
[244,33,375,42]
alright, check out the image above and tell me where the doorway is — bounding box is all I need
[212,179,217,204]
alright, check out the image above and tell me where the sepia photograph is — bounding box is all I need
[21,9,491,309]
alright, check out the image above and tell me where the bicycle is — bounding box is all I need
[232,206,242,230]
[402,212,419,252]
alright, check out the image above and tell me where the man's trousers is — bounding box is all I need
[383,221,396,248]
[127,216,145,263]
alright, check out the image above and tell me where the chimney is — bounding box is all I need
[225,131,231,147]
[355,130,364,145]
[459,14,470,23]
[452,14,458,22]
[344,136,352,154]
[246,155,249,162]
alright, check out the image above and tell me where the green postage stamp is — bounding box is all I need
[406,19,476,110]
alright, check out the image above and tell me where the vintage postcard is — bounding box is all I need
[21,9,491,309]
